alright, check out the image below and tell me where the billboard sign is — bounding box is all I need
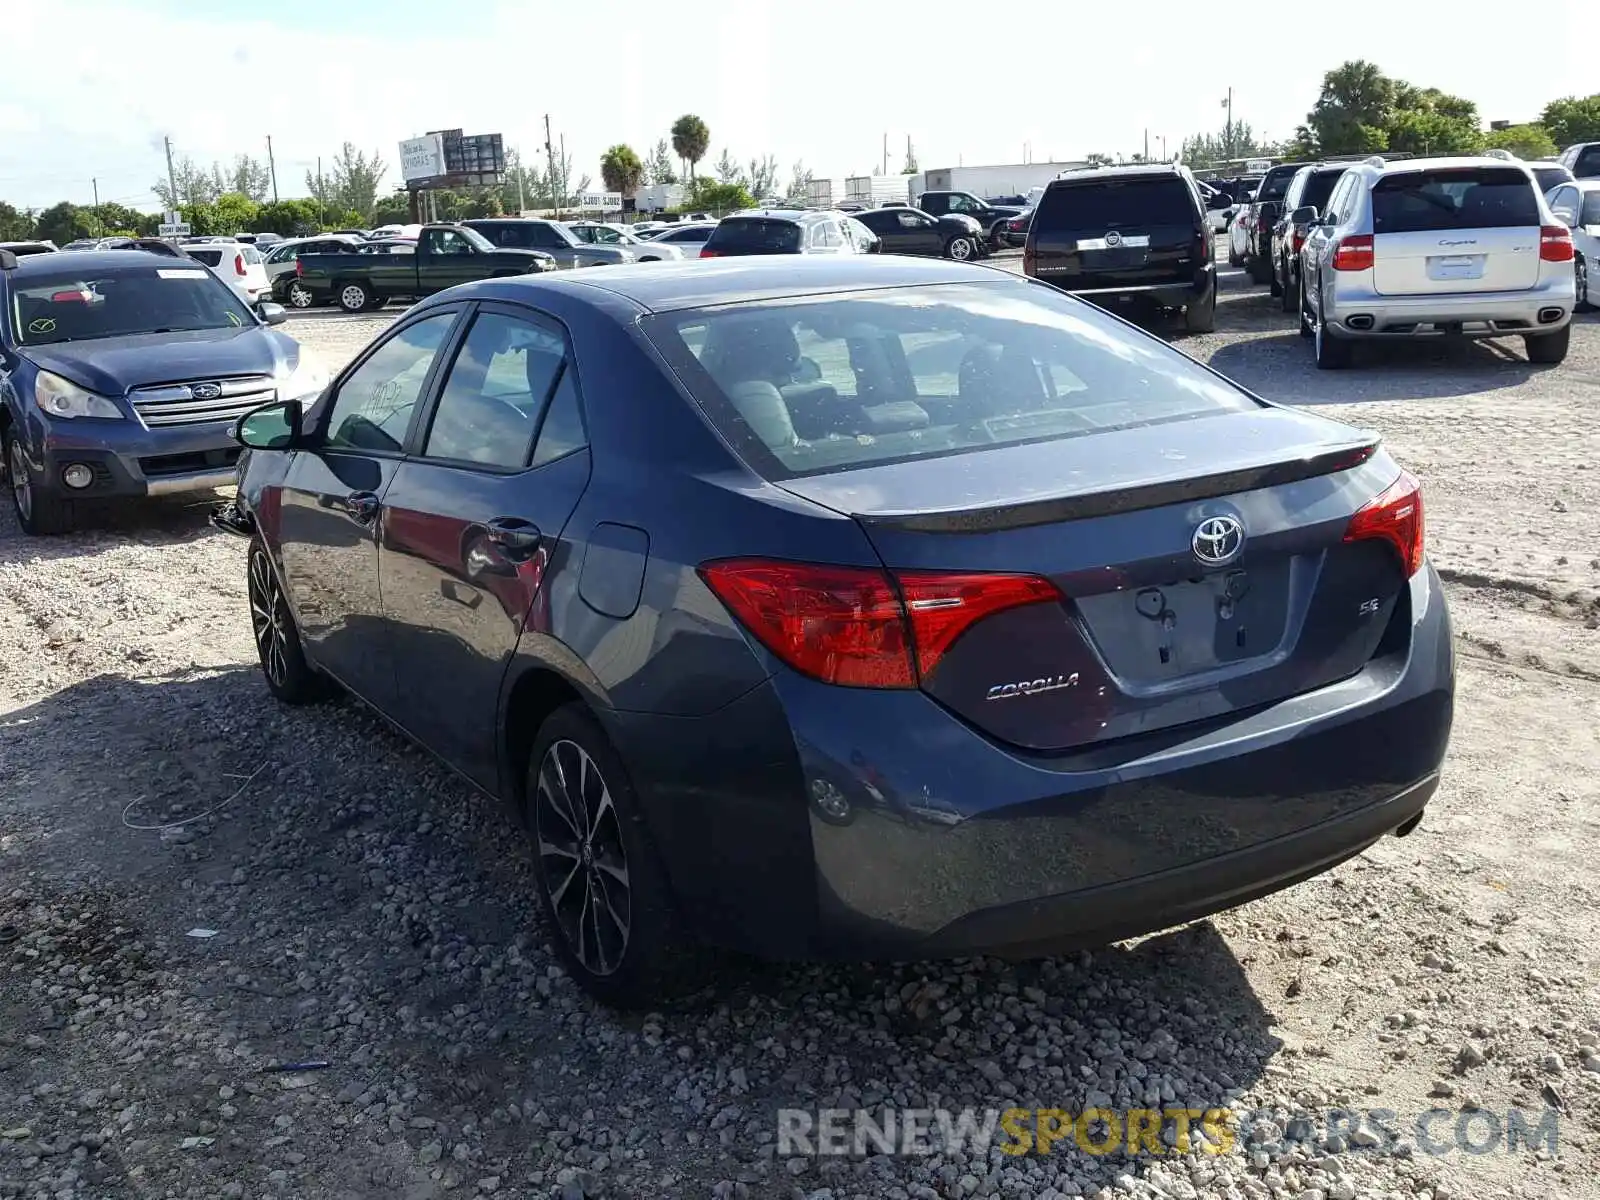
[400,134,446,183]
[576,191,623,209]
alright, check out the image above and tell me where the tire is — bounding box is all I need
[365,296,387,311]
[1227,237,1242,268]
[1183,283,1216,334]
[1247,255,1273,285]
[247,537,331,704]
[1524,324,1571,365]
[1576,255,1593,313]
[1298,277,1314,339]
[285,281,316,309]
[1279,265,1297,313]
[1314,310,1352,370]
[525,703,692,1008]
[336,281,371,313]
[945,235,976,262]
[1268,259,1283,297]
[5,431,74,535]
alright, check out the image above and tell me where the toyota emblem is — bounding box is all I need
[1192,515,1245,566]
[1105,230,1123,247]
[190,382,222,401]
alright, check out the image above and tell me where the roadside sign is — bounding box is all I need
[576,191,622,209]
[400,134,446,183]
[1245,158,1272,174]
[158,222,192,237]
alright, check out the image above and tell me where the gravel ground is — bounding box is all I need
[1,260,1597,1200]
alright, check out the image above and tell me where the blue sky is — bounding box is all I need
[3,0,1595,212]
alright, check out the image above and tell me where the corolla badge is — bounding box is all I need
[1192,515,1245,566]
[986,673,1080,702]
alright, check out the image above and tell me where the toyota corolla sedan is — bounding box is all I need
[217,256,1454,1006]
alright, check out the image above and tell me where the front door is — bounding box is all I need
[898,210,945,255]
[276,307,463,708]
[416,227,486,294]
[379,303,593,787]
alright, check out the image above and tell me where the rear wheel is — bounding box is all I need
[1576,255,1593,312]
[5,433,74,535]
[1247,255,1273,285]
[946,235,976,261]
[1279,264,1298,313]
[247,538,331,704]
[337,281,371,313]
[1314,311,1352,370]
[1298,277,1314,339]
[1524,324,1571,365]
[285,281,315,309]
[1268,259,1283,297]
[1182,284,1216,334]
[526,703,692,1008]
[1227,236,1242,267]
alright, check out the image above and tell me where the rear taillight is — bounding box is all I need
[295,259,304,276]
[1023,243,1036,275]
[698,559,1061,688]
[234,253,246,276]
[1332,234,1374,272]
[1292,231,1306,254]
[1344,470,1424,576]
[1195,228,1211,262]
[699,247,720,258]
[1539,224,1574,263]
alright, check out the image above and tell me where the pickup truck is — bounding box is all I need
[913,191,1025,248]
[290,224,557,312]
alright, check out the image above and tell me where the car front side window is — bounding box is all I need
[322,312,458,453]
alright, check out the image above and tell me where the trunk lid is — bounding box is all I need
[778,409,1405,753]
[1370,166,1543,296]
[1030,175,1204,290]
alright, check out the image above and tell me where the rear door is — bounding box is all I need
[1030,176,1202,291]
[276,306,464,708]
[1369,166,1543,295]
[379,303,591,786]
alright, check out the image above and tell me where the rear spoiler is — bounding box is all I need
[854,442,1379,534]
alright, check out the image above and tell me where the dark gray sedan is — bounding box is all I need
[463,218,634,269]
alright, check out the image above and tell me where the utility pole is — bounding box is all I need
[163,135,179,214]
[1224,87,1234,150]
[91,178,100,235]
[544,115,557,215]
[516,147,526,214]
[316,155,323,227]
[882,132,887,176]
[1143,129,1149,162]
[266,135,279,203]
[560,133,568,213]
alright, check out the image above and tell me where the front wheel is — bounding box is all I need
[1314,313,1352,370]
[5,432,74,535]
[247,539,331,704]
[526,703,693,1008]
[1182,284,1216,334]
[1524,324,1570,365]
[945,235,976,261]
[1227,237,1242,267]
[336,281,371,313]
[1268,261,1283,297]
[1279,265,1298,313]
[1576,255,1593,313]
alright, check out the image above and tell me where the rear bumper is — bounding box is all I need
[1069,268,1216,311]
[614,564,1455,960]
[1326,276,1575,337]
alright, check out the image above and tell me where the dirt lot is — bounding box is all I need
[1,259,1597,1200]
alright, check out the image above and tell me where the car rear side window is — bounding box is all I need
[642,282,1258,480]
[1036,178,1195,230]
[705,219,802,253]
[422,312,566,469]
[1371,168,1540,234]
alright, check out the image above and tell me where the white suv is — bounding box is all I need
[1298,155,1576,369]
[182,238,271,305]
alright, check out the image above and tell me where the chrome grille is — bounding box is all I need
[130,376,276,428]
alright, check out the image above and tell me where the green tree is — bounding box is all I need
[229,155,273,202]
[671,114,710,182]
[91,202,154,236]
[35,202,95,246]
[644,139,676,186]
[599,144,645,199]
[784,160,813,204]
[370,192,413,225]
[747,154,779,198]
[256,199,324,236]
[1540,94,1600,147]
[1482,124,1557,160]
[308,144,388,223]
[153,156,222,209]
[713,148,744,185]
[1307,60,1396,153]
[177,201,221,235]
[1179,120,1276,168]
[686,179,753,214]
[0,202,35,240]
[212,192,261,234]
[1385,108,1481,156]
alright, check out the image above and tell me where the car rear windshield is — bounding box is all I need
[1036,177,1196,230]
[642,282,1259,480]
[9,263,254,346]
[1371,168,1539,233]
[704,219,802,253]
[1258,167,1305,202]
[1532,167,1571,193]
[1583,192,1600,225]
[1575,147,1600,178]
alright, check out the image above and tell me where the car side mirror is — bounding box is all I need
[233,399,303,450]
[1289,206,1319,225]
[256,300,288,326]
[1550,208,1575,226]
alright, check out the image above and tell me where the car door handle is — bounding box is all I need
[484,517,542,560]
[344,491,380,525]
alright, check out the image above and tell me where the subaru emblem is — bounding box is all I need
[190,382,222,401]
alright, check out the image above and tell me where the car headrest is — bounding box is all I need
[725,379,798,450]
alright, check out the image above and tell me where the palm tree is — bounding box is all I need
[599,144,644,202]
[671,115,710,184]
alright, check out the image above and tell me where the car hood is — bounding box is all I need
[21,327,300,395]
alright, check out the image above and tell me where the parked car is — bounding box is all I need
[840,216,880,255]
[0,247,319,534]
[565,222,685,261]
[641,222,719,256]
[915,190,1025,248]
[1270,163,1354,311]
[850,207,987,260]
[1557,142,1600,179]
[1024,163,1217,333]
[1230,161,1313,280]
[629,221,667,238]
[698,210,873,258]
[463,219,635,269]
[0,241,57,257]
[1529,162,1575,194]
[218,254,1454,1006]
[1298,155,1576,369]
[1545,179,1600,310]
[60,239,99,252]
[999,209,1033,249]
[291,225,556,312]
[181,239,272,305]
[261,236,366,307]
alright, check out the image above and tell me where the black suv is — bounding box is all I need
[1268,162,1353,311]
[1023,164,1217,333]
[699,210,870,258]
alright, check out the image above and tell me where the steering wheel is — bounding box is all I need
[433,390,533,462]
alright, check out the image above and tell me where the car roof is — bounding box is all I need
[8,249,195,275]
[450,254,1013,315]
[1051,163,1190,184]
